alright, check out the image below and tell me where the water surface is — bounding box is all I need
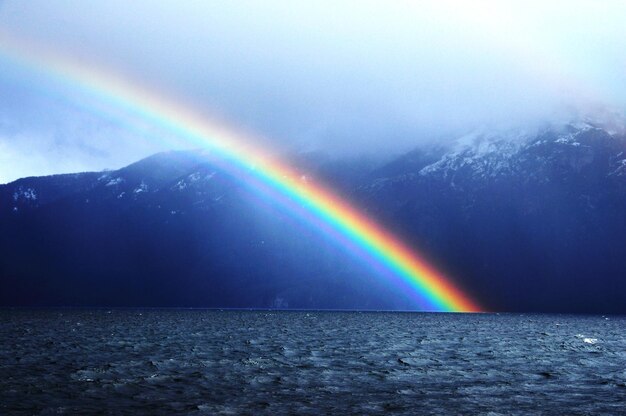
[1,310,625,415]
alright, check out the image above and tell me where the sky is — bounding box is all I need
[1,0,626,183]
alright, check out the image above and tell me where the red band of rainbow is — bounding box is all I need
[0,33,481,312]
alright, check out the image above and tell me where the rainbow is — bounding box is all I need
[0,33,481,312]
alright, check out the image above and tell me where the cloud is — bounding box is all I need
[0,123,165,184]
[0,72,169,183]
[1,0,625,180]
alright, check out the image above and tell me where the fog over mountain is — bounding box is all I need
[2,120,625,312]
[1,1,626,183]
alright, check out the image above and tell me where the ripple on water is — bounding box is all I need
[1,310,626,415]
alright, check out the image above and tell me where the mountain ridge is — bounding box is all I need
[2,122,625,312]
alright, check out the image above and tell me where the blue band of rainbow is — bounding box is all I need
[0,32,481,312]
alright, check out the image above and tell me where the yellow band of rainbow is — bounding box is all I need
[0,33,481,312]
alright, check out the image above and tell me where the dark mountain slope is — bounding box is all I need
[1,122,625,312]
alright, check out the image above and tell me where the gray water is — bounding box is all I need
[1,310,625,415]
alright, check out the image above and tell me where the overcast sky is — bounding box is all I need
[1,0,626,183]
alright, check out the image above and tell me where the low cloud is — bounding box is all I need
[1,0,625,180]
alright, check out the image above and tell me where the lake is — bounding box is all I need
[1,310,625,415]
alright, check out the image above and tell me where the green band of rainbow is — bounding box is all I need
[0,33,481,312]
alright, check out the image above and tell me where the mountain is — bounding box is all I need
[0,151,403,310]
[358,121,626,313]
[1,121,625,312]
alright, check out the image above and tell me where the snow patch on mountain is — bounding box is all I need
[173,171,216,191]
[175,179,188,190]
[417,121,621,182]
[609,158,626,177]
[105,177,124,187]
[13,187,37,201]
[419,129,529,180]
[133,181,148,194]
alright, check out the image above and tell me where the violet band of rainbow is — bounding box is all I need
[0,33,481,312]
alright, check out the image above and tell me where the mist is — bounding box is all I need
[1,0,626,183]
